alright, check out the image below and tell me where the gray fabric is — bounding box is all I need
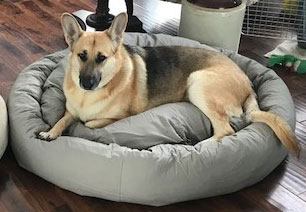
[9,33,295,206]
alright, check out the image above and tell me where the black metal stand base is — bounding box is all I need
[86,12,114,30]
[80,0,145,32]
[126,15,145,32]
[85,13,145,32]
[73,10,145,33]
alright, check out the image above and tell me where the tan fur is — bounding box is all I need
[244,93,300,156]
[187,58,249,140]
[38,12,300,156]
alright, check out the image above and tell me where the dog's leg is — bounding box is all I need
[37,111,74,141]
[189,98,234,141]
[85,118,115,129]
[187,70,235,141]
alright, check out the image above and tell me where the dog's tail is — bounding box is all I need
[244,92,300,156]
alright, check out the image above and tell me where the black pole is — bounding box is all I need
[96,0,110,14]
[125,0,133,17]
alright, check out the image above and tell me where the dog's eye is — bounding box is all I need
[95,53,106,64]
[78,52,87,62]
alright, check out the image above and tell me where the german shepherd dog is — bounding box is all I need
[38,13,299,155]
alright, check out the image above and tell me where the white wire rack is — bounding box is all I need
[242,0,306,44]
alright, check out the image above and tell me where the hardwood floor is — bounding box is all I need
[0,0,306,211]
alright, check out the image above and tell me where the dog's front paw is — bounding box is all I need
[36,131,58,141]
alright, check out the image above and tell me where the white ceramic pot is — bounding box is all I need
[179,0,246,52]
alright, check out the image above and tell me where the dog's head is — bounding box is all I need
[61,12,128,90]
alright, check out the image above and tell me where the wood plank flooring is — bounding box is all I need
[0,0,306,211]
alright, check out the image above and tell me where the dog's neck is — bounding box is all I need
[104,45,134,96]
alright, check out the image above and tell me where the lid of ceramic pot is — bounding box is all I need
[187,0,242,9]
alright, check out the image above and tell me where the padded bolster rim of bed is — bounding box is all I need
[8,33,294,206]
[0,95,8,159]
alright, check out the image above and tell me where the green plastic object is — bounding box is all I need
[268,54,306,74]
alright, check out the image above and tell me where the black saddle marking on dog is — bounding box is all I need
[143,46,180,98]
[124,45,212,101]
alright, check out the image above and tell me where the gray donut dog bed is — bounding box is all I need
[9,33,295,206]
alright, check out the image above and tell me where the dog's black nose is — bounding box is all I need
[79,74,101,90]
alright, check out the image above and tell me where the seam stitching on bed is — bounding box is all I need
[119,149,125,202]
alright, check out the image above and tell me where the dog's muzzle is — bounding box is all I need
[79,73,101,90]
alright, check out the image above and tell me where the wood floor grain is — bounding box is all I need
[0,0,306,211]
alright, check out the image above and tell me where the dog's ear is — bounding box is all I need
[61,13,83,50]
[107,13,128,43]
